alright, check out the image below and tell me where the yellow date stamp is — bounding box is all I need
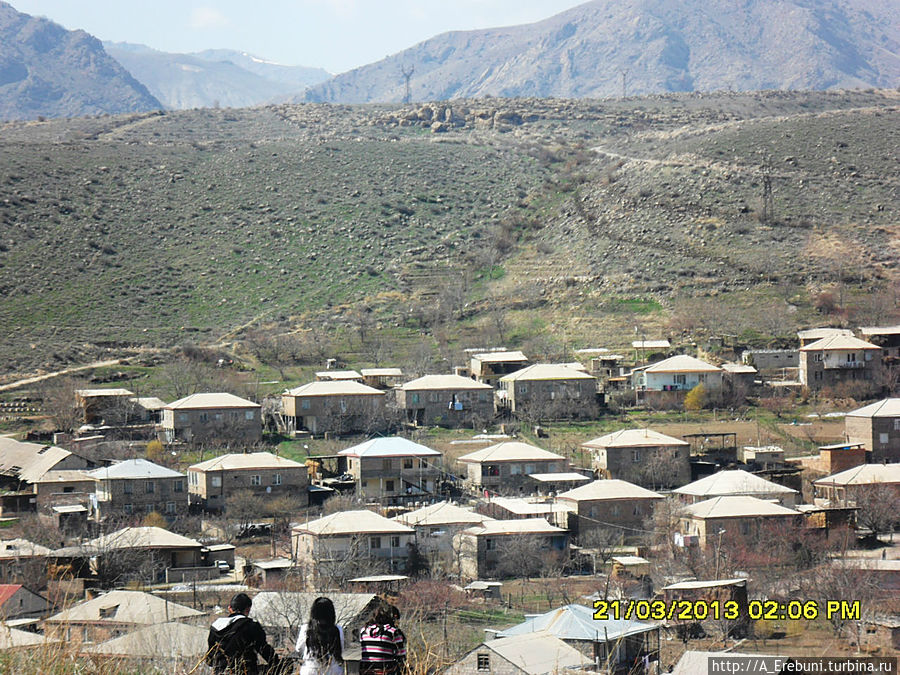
[592,599,861,622]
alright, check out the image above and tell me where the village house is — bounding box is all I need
[859,325,900,360]
[495,603,660,672]
[497,364,598,419]
[630,354,723,397]
[160,392,262,444]
[291,510,415,580]
[797,327,854,347]
[457,441,567,492]
[360,368,404,389]
[0,539,50,586]
[742,348,798,374]
[74,388,134,425]
[469,350,529,386]
[812,464,900,506]
[337,436,442,504]
[31,469,94,510]
[721,362,757,393]
[556,479,664,541]
[129,396,167,424]
[0,584,51,621]
[798,334,882,392]
[737,445,785,469]
[315,370,362,382]
[282,380,386,436]
[396,374,493,427]
[43,590,203,644]
[585,429,691,489]
[83,621,210,670]
[476,497,573,529]
[447,631,592,675]
[844,398,900,463]
[394,501,493,575]
[673,469,799,507]
[186,451,309,511]
[679,496,801,548]
[0,437,93,490]
[455,518,568,580]
[87,459,187,521]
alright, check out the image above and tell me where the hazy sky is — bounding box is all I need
[13,1,588,74]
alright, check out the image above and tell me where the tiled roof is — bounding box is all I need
[558,479,663,501]
[582,428,688,449]
[87,459,183,480]
[165,392,260,409]
[457,441,564,463]
[338,437,441,458]
[674,470,797,498]
[189,452,306,472]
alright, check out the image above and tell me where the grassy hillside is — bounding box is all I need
[0,89,897,380]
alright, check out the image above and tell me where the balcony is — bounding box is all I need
[823,361,867,370]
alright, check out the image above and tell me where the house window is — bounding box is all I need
[273,474,282,486]
[250,475,261,486]
[740,520,751,535]
[166,502,176,514]
[386,480,395,492]
[245,410,255,420]
[631,450,641,463]
[174,480,184,493]
[199,412,209,422]
[814,354,823,362]
[214,412,223,421]
[479,392,488,402]
[403,458,413,469]
[879,433,889,444]
[123,504,133,515]
[894,420,900,431]
[391,536,401,548]
[370,537,381,549]
[520,384,528,394]
[674,374,686,385]
[189,473,197,486]
[301,399,311,410]
[211,476,222,488]
[411,393,420,405]
[146,481,155,494]
[428,393,438,403]
[510,464,521,475]
[146,504,154,514]
[485,538,494,551]
[848,353,856,362]
[382,459,393,471]
[178,413,189,423]
[477,654,490,671]
[611,504,620,516]
[123,482,133,494]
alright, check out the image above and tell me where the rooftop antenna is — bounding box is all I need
[401,65,415,104]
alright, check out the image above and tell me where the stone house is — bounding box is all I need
[31,470,94,511]
[160,393,262,444]
[585,428,690,489]
[812,464,900,505]
[845,398,900,463]
[556,479,663,541]
[797,327,854,347]
[394,502,493,575]
[0,584,51,621]
[74,388,134,425]
[455,518,568,580]
[0,539,50,586]
[187,451,309,511]
[396,374,493,427]
[43,590,202,644]
[798,335,882,392]
[457,442,567,492]
[337,436,442,504]
[673,469,799,507]
[679,496,801,548]
[86,459,187,521]
[476,497,572,529]
[469,351,529,387]
[497,364,598,419]
[630,354,723,395]
[291,510,415,580]
[446,631,591,675]
[282,381,386,436]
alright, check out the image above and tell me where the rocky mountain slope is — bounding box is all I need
[0,2,160,120]
[304,0,899,103]
[0,90,896,377]
[105,43,330,110]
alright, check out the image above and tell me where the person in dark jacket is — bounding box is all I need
[207,592,280,675]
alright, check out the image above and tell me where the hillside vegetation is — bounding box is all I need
[0,89,897,380]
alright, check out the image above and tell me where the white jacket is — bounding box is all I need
[295,623,344,675]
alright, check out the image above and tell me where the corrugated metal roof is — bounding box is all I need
[528,472,591,483]
[472,351,528,364]
[797,328,854,341]
[46,591,201,624]
[400,374,492,390]
[684,496,799,519]
[87,458,184,480]
[643,354,721,373]
[582,428,688,449]
[500,364,595,382]
[721,363,757,374]
[0,437,77,484]
[315,370,362,380]
[813,463,900,486]
[860,325,900,336]
[663,578,747,590]
[847,398,900,418]
[75,388,134,397]
[189,451,306,472]
[463,518,566,537]
[484,631,593,675]
[632,340,671,349]
[293,510,414,536]
[799,335,880,351]
[360,368,403,377]
[558,479,663,502]
[457,441,564,463]
[284,381,385,396]
[165,392,260,409]
[674,470,797,498]
[496,604,656,642]
[394,501,490,527]
[337,437,441,458]
[488,498,573,516]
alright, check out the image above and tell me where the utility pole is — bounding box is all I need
[401,65,415,104]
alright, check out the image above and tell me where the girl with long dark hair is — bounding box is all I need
[295,596,344,675]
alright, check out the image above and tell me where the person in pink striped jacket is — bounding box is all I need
[359,601,406,675]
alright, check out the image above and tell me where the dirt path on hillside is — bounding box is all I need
[0,359,122,393]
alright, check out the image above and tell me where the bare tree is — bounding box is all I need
[854,483,900,540]
[40,376,85,432]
